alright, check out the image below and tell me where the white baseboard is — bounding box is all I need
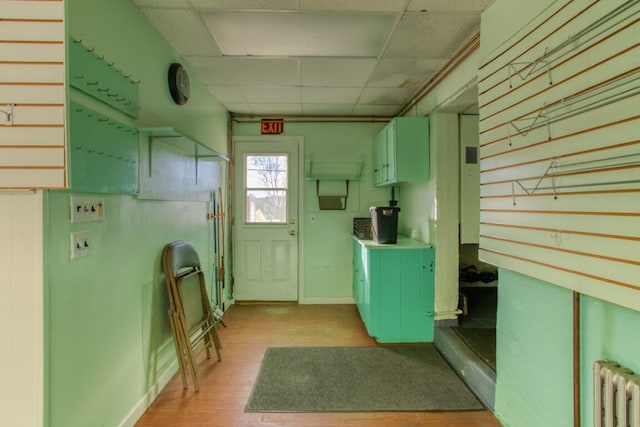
[118,359,179,427]
[299,297,355,305]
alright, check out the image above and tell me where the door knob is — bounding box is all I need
[288,230,296,236]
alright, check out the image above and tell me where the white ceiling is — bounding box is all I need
[133,0,493,117]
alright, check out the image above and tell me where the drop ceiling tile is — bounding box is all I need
[206,85,245,103]
[300,58,377,87]
[223,102,252,114]
[184,56,237,85]
[240,86,301,103]
[298,0,407,12]
[383,12,479,59]
[352,104,402,116]
[302,103,355,115]
[229,58,300,86]
[132,0,189,7]
[249,103,302,115]
[302,87,362,104]
[367,59,445,88]
[191,0,298,10]
[359,87,415,105]
[406,0,494,13]
[139,7,221,56]
[203,11,393,57]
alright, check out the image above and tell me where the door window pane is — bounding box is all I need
[245,155,287,223]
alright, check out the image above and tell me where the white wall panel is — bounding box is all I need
[0,1,64,20]
[478,0,640,310]
[0,85,65,104]
[0,43,64,62]
[0,147,65,167]
[0,192,44,427]
[0,169,65,189]
[0,127,65,147]
[0,0,66,189]
[0,63,64,83]
[0,21,64,42]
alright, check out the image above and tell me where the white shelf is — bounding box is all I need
[305,159,363,181]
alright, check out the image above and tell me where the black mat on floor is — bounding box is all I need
[245,346,484,413]
[451,328,496,371]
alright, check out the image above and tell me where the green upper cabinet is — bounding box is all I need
[372,117,429,186]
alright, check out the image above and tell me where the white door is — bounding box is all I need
[233,139,300,301]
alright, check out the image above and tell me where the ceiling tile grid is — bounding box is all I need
[133,0,494,116]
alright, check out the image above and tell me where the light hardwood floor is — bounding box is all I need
[135,304,502,427]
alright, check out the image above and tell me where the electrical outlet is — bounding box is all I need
[70,231,91,259]
[70,196,105,223]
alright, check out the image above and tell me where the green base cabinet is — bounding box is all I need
[352,236,435,343]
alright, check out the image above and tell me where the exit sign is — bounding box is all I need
[261,119,284,134]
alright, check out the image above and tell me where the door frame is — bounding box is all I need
[232,135,305,302]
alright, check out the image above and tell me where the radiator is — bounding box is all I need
[594,360,640,427]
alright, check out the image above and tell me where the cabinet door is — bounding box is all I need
[377,249,403,342]
[372,130,386,185]
[352,240,362,307]
[394,117,429,183]
[398,248,433,342]
[385,120,396,182]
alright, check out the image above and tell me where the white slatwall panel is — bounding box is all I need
[478,0,640,311]
[0,0,66,189]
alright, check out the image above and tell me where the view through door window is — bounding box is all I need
[245,154,288,223]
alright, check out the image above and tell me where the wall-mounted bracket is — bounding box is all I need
[507,104,550,146]
[1,104,14,126]
[316,179,350,210]
[508,54,553,88]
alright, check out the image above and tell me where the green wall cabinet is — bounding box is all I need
[352,236,435,343]
[372,117,429,186]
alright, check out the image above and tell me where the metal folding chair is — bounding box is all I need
[161,240,222,391]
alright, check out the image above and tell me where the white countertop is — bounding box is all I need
[353,235,434,249]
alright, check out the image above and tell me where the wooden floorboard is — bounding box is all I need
[135,304,502,427]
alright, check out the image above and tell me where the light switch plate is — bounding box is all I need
[70,196,105,223]
[70,231,91,259]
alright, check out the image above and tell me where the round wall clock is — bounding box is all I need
[168,62,190,105]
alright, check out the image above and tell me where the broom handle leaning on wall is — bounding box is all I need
[218,187,225,309]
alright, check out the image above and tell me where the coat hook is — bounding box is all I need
[1,103,15,126]
[86,80,99,86]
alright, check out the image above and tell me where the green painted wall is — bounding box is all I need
[495,268,640,427]
[43,1,228,426]
[44,194,216,427]
[233,122,388,301]
[494,268,574,427]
